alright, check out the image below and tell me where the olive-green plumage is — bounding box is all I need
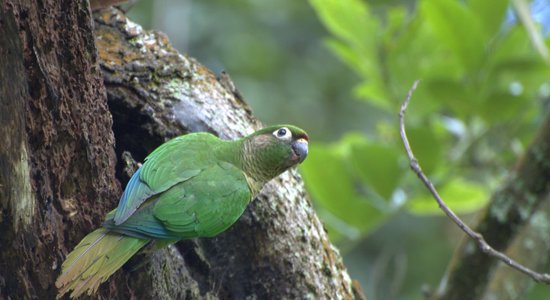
[56,125,308,298]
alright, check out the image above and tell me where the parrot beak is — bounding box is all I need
[291,138,309,164]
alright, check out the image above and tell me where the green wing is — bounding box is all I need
[153,161,252,238]
[113,133,219,225]
[106,161,252,240]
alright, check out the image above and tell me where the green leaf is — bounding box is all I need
[324,39,362,75]
[468,0,509,38]
[493,26,533,61]
[479,91,527,123]
[421,0,486,72]
[300,142,387,239]
[353,82,392,111]
[406,125,445,175]
[349,138,403,199]
[308,0,545,246]
[309,0,374,46]
[426,79,474,117]
[407,178,489,215]
[310,0,391,110]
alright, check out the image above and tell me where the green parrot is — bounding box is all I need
[56,125,309,298]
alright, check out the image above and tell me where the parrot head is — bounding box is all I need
[241,125,309,183]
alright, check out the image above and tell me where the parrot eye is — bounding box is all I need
[273,127,292,140]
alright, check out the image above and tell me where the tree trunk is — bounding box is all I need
[0,3,355,299]
[0,1,121,298]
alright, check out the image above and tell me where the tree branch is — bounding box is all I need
[399,81,550,287]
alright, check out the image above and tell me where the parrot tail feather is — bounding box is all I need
[61,231,108,276]
[56,228,148,299]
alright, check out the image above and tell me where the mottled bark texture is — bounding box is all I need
[0,2,355,299]
[431,114,550,300]
[0,1,122,299]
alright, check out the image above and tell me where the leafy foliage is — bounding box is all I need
[305,0,550,242]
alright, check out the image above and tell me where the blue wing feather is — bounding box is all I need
[113,168,155,225]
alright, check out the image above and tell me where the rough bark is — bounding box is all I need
[0,1,121,299]
[0,3,354,299]
[431,113,550,300]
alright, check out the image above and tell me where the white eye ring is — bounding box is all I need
[273,127,292,140]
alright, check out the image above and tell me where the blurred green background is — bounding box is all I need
[127,0,550,299]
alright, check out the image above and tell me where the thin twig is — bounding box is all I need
[399,80,550,283]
